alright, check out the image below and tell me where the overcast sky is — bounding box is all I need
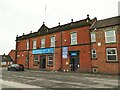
[0,0,119,55]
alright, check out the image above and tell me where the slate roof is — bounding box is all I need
[90,16,120,30]
[16,17,93,41]
[0,55,14,62]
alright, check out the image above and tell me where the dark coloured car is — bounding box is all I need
[7,64,24,71]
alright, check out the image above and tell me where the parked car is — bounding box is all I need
[7,64,24,71]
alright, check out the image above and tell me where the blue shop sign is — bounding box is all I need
[32,48,54,54]
[71,52,77,56]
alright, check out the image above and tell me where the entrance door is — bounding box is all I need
[70,51,79,71]
[40,55,46,69]
[71,57,79,71]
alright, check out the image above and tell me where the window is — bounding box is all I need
[50,36,55,47]
[41,38,45,48]
[1,62,6,65]
[91,49,97,59]
[33,40,37,49]
[71,32,77,45]
[25,55,29,65]
[34,55,38,65]
[105,30,116,43]
[91,33,96,43]
[106,48,117,61]
[48,55,53,66]
[26,41,29,50]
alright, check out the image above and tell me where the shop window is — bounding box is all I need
[50,36,55,47]
[41,38,45,48]
[33,40,37,49]
[71,32,77,45]
[105,30,116,43]
[91,33,96,43]
[106,48,118,61]
[48,55,53,66]
[91,49,97,59]
[34,55,38,65]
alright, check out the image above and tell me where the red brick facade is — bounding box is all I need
[15,16,120,74]
[91,26,120,74]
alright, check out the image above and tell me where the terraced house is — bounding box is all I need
[90,16,120,74]
[15,15,120,74]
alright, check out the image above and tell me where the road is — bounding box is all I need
[1,68,119,89]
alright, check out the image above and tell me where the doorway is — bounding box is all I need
[70,51,79,71]
[70,57,79,71]
[40,55,46,69]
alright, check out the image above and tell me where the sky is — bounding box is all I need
[0,0,119,55]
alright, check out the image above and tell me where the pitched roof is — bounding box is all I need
[16,17,92,41]
[0,55,14,62]
[90,16,120,30]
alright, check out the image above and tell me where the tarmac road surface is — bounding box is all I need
[1,68,119,89]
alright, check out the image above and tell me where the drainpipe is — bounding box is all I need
[28,38,30,69]
[15,35,18,64]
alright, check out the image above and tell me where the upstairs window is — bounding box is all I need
[106,48,117,61]
[105,30,116,43]
[91,49,97,59]
[71,32,77,45]
[41,38,45,48]
[33,40,37,49]
[50,36,55,47]
[26,41,29,50]
[91,33,96,43]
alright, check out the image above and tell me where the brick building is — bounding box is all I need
[15,15,120,74]
[8,50,15,62]
[90,16,120,74]
[16,15,95,72]
[0,54,14,67]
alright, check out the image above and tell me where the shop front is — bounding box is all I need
[32,48,54,70]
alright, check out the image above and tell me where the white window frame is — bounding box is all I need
[26,41,29,50]
[33,55,38,65]
[41,38,45,48]
[105,30,116,43]
[33,40,37,49]
[1,62,6,65]
[106,48,118,61]
[91,49,97,59]
[48,55,53,65]
[71,32,77,45]
[50,36,55,47]
[91,33,96,43]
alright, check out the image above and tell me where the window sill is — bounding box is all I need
[91,58,97,60]
[106,61,118,63]
[47,65,53,67]
[33,64,38,66]
[70,43,77,46]
[105,42,117,44]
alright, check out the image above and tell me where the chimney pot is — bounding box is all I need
[58,22,60,26]
[71,19,73,22]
